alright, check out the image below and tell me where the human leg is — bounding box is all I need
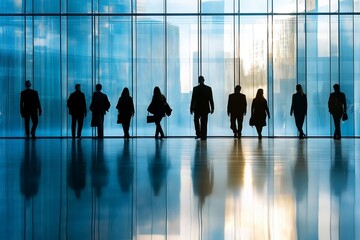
[200,113,208,140]
[194,113,201,138]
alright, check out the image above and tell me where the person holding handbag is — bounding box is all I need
[116,87,134,139]
[147,86,167,139]
[328,84,347,140]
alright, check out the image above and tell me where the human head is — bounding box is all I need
[96,83,102,91]
[333,84,340,92]
[121,87,130,98]
[256,88,264,98]
[235,85,241,93]
[198,76,205,84]
[296,84,302,92]
[75,84,81,91]
[25,80,31,88]
[153,86,161,96]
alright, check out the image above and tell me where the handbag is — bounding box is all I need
[249,116,255,127]
[164,103,172,116]
[147,113,156,123]
[342,112,348,121]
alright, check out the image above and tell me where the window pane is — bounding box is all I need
[0,17,24,137]
[99,17,133,136]
[0,0,23,13]
[33,0,60,13]
[33,17,61,136]
[167,17,197,136]
[167,0,197,13]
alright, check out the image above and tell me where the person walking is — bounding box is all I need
[190,76,214,140]
[251,88,270,139]
[90,84,110,139]
[147,86,167,139]
[20,80,42,139]
[328,84,347,140]
[290,84,307,139]
[67,84,87,139]
[227,85,247,138]
[116,87,135,139]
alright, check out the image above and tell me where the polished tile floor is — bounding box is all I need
[0,137,359,240]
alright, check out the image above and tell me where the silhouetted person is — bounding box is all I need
[91,140,108,197]
[67,84,87,139]
[148,141,169,196]
[328,84,347,140]
[251,88,270,139]
[147,86,167,139]
[116,87,135,139]
[20,140,41,200]
[118,140,134,192]
[90,84,110,139]
[20,80,42,139]
[190,76,214,140]
[227,85,247,138]
[290,84,307,139]
[67,140,86,199]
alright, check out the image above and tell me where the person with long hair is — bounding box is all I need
[116,87,135,139]
[251,88,270,139]
[290,84,307,139]
[148,86,167,139]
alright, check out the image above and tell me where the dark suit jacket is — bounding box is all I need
[20,89,42,116]
[90,91,110,127]
[328,91,346,117]
[190,83,214,114]
[290,93,307,116]
[67,90,87,117]
[227,92,247,115]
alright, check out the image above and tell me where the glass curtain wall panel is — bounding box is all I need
[33,0,60,13]
[33,17,62,136]
[0,0,23,13]
[238,17,268,137]
[67,0,92,13]
[201,14,233,136]
[166,17,195,136]
[135,16,166,136]
[99,0,131,13]
[272,16,297,136]
[339,15,354,137]
[66,17,93,137]
[99,16,133,137]
[0,17,24,137]
[306,15,331,136]
[167,0,198,13]
[355,16,360,135]
[137,0,163,13]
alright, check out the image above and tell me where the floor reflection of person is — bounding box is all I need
[67,140,86,199]
[20,140,41,200]
[227,140,245,192]
[91,140,108,197]
[118,140,134,193]
[148,141,169,196]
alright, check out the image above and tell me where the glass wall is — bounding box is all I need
[0,0,359,137]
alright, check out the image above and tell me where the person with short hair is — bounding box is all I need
[227,85,247,138]
[290,84,307,139]
[67,84,87,139]
[190,76,214,140]
[20,80,42,139]
[328,84,347,140]
[90,84,110,139]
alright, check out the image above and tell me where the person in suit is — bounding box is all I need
[251,88,270,139]
[190,76,214,140]
[328,84,347,140]
[116,87,135,139]
[90,84,110,139]
[227,85,247,138]
[147,86,167,139]
[67,84,87,139]
[20,80,42,139]
[290,84,307,139]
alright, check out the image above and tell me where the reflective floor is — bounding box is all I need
[0,138,359,240]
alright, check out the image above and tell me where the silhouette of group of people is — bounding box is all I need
[20,76,347,140]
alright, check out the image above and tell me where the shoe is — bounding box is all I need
[233,133,237,138]
[201,137,207,140]
[31,133,36,139]
[258,134,262,139]
[195,135,201,139]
